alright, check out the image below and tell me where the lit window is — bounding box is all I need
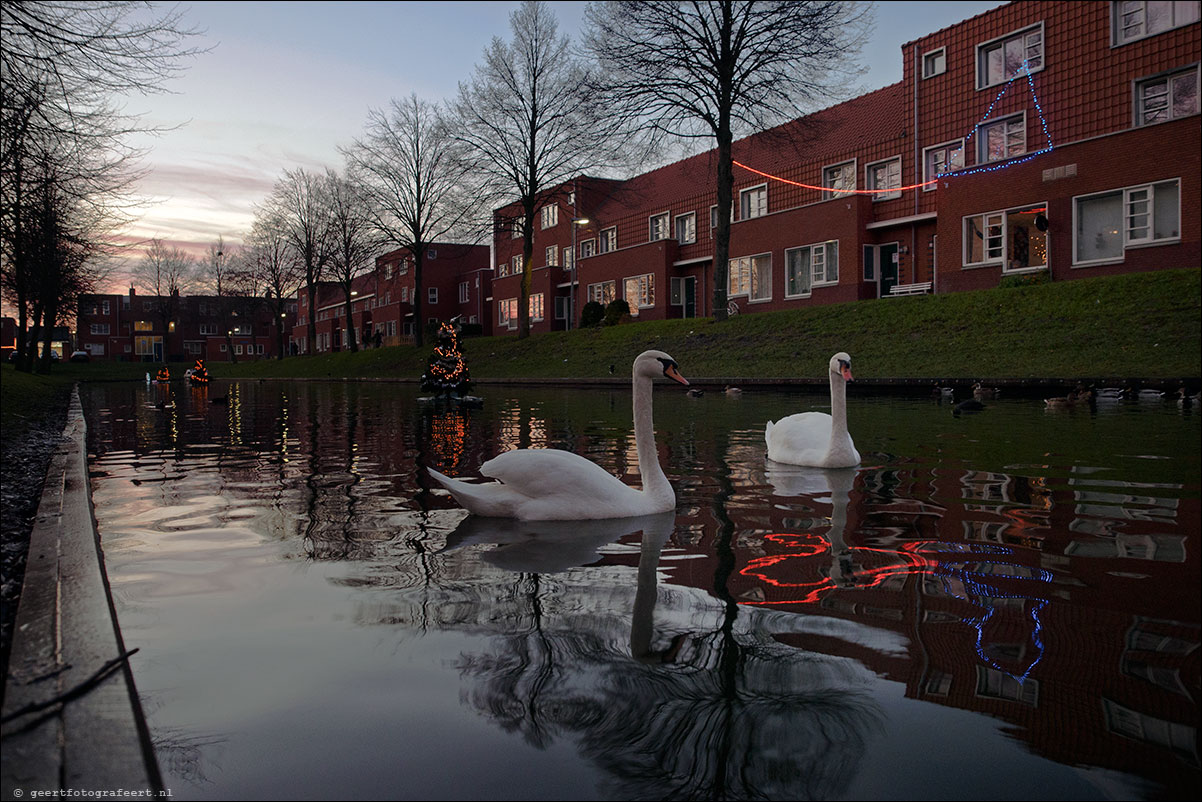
[1113,1,1200,45]
[977,24,1043,89]
[1136,66,1199,125]
[623,274,654,316]
[964,204,1049,271]
[588,281,616,305]
[529,293,544,321]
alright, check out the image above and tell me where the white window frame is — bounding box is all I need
[199,323,218,335]
[529,293,544,322]
[540,204,558,229]
[727,253,772,302]
[1135,65,1200,126]
[866,156,902,201]
[1073,179,1181,266]
[89,323,110,335]
[739,184,768,220]
[511,216,523,238]
[675,212,696,244]
[554,296,569,321]
[964,211,1007,266]
[499,297,519,330]
[588,280,616,306]
[428,287,438,304]
[649,212,670,242]
[822,160,857,199]
[922,47,947,79]
[976,23,1044,90]
[563,247,574,269]
[623,274,655,316]
[923,139,966,190]
[458,281,470,303]
[784,240,839,295]
[579,238,596,258]
[511,254,522,276]
[1112,1,1201,45]
[977,113,1026,164]
[600,226,617,253]
[546,245,558,266]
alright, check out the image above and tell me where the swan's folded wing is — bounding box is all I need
[427,467,527,517]
[480,448,629,501]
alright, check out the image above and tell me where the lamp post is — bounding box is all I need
[569,217,589,330]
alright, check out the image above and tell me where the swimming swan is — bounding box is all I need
[427,350,689,520]
[765,352,861,468]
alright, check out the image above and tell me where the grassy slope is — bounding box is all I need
[23,267,1202,386]
[0,367,74,442]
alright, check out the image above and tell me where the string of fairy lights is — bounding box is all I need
[733,61,1053,192]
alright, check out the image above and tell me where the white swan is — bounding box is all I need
[427,349,689,520]
[765,352,860,468]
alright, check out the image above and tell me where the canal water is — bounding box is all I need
[81,378,1200,800]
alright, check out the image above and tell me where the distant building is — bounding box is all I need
[291,243,491,354]
[490,0,1200,335]
[75,287,296,362]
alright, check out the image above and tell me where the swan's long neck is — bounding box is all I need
[828,373,853,457]
[633,373,672,502]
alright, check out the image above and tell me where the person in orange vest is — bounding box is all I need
[191,357,209,383]
[156,365,170,382]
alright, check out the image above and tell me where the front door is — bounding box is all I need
[682,276,696,318]
[879,243,900,296]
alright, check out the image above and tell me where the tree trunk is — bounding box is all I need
[344,291,358,352]
[413,250,424,349]
[305,284,318,356]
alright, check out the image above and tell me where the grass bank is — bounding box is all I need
[27,267,1202,387]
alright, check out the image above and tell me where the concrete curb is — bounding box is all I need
[1,387,162,800]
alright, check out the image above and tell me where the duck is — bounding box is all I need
[724,385,743,397]
[687,388,704,398]
[765,352,860,468]
[972,382,998,401]
[954,398,986,416]
[427,350,689,520]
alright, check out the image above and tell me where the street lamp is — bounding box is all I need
[569,217,590,330]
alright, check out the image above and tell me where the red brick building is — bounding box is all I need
[490,0,1200,335]
[291,243,491,354]
[76,288,295,362]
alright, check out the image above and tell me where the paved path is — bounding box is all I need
[1,388,162,801]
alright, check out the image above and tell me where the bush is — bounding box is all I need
[580,301,605,328]
[999,270,1052,289]
[603,298,631,326]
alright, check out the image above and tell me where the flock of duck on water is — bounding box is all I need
[428,348,1199,522]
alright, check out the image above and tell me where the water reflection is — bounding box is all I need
[80,382,1200,800]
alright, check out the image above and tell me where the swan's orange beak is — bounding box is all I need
[840,363,854,381]
[665,364,689,386]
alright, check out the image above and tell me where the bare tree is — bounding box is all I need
[584,0,872,321]
[451,0,628,339]
[131,238,197,364]
[259,168,333,357]
[245,213,302,359]
[343,94,473,348]
[198,237,257,363]
[325,170,380,353]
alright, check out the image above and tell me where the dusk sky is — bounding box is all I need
[121,0,1006,259]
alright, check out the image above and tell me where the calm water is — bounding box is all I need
[81,379,1200,801]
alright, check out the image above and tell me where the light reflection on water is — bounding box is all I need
[82,380,1200,801]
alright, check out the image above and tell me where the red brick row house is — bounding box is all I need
[489,0,1200,335]
[75,287,296,362]
[291,243,491,354]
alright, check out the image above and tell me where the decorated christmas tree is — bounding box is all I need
[421,322,473,399]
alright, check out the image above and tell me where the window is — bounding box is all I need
[785,241,839,297]
[87,343,104,356]
[90,323,110,335]
[257,344,265,355]
[511,216,523,238]
[401,286,409,303]
[134,320,153,332]
[579,238,596,258]
[675,212,696,244]
[199,323,218,335]
[1113,1,1200,45]
[1074,180,1180,264]
[499,298,519,329]
[529,293,545,321]
[964,204,1048,271]
[739,184,767,219]
[977,24,1043,89]
[978,114,1025,163]
[512,255,522,275]
[540,204,558,229]
[924,140,965,188]
[554,296,569,321]
[398,259,409,275]
[1136,66,1199,125]
[219,343,228,353]
[102,300,110,315]
[623,274,654,315]
[866,157,902,200]
[428,287,438,304]
[546,245,558,266]
[588,280,616,306]
[823,161,856,198]
[728,254,772,301]
[459,281,470,303]
[234,344,244,355]
[600,227,617,253]
[563,247,574,269]
[923,47,946,78]
[649,212,670,241]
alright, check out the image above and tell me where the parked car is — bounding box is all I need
[70,350,90,363]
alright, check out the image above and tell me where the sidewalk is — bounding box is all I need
[1,388,162,800]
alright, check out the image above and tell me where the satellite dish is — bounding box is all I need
[1035,213,1049,232]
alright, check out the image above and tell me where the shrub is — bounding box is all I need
[999,271,1052,289]
[603,298,631,326]
[580,301,605,328]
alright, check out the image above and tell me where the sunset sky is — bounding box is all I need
[118,0,1006,262]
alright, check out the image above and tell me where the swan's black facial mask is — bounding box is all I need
[658,358,690,386]
[838,360,854,381]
